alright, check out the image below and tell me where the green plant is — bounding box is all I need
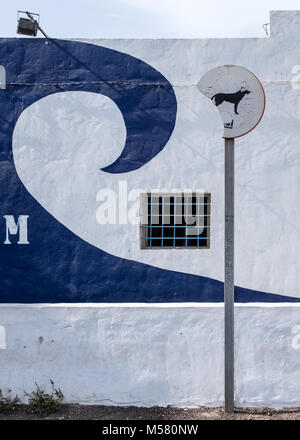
[0,389,19,413]
[24,380,64,415]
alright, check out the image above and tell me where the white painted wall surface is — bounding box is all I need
[0,304,299,407]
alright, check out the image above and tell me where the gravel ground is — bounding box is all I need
[0,404,299,420]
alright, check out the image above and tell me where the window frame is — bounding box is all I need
[140,192,211,250]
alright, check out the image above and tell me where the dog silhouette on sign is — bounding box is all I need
[211,88,250,115]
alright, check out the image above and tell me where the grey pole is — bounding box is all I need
[224,137,234,413]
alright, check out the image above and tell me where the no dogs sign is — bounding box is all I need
[197,65,265,138]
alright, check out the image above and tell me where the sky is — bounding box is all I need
[2,0,300,38]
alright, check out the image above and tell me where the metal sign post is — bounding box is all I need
[198,65,265,413]
[224,137,234,413]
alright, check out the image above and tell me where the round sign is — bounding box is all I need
[197,65,265,138]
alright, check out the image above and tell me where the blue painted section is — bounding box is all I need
[1,38,177,174]
[0,38,299,303]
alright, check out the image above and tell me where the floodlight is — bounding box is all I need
[17,17,38,36]
[17,11,49,40]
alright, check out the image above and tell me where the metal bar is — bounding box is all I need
[149,195,152,249]
[224,137,235,413]
[141,203,211,205]
[173,196,176,249]
[161,195,164,248]
[140,236,210,240]
[140,213,211,217]
[197,195,200,249]
[36,24,50,40]
[26,11,50,39]
[140,225,210,228]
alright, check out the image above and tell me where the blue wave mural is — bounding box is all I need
[0,38,298,303]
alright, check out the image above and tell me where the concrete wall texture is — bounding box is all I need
[0,10,300,406]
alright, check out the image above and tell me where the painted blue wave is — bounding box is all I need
[0,38,298,303]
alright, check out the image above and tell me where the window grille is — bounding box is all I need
[140,193,211,249]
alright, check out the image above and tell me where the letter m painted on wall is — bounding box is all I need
[3,215,29,244]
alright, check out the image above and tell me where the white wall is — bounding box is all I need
[0,304,299,407]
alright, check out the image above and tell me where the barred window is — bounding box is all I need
[140,193,211,249]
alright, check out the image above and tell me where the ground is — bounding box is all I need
[0,405,299,420]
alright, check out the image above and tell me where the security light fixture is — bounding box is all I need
[17,11,49,40]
